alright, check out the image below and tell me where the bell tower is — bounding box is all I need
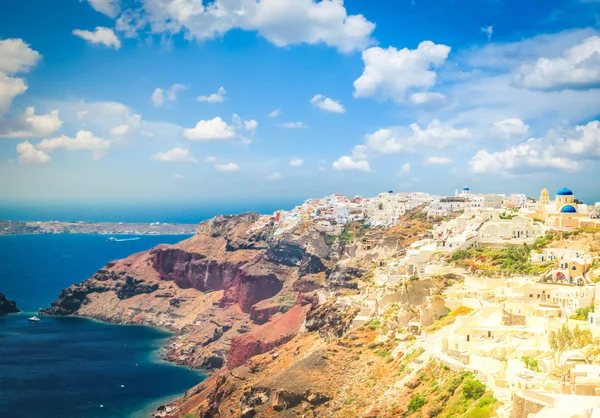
[540,188,549,205]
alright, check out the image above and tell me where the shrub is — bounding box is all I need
[463,378,486,400]
[410,275,420,281]
[428,402,443,417]
[407,394,426,413]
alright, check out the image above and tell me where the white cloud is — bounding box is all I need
[214,162,240,172]
[0,39,41,74]
[86,0,121,18]
[116,0,375,53]
[73,27,121,50]
[184,117,236,140]
[410,92,446,105]
[289,158,303,167]
[166,83,188,101]
[398,163,411,175]
[268,109,281,118]
[558,120,600,157]
[16,141,51,164]
[197,86,226,103]
[152,147,198,162]
[332,156,372,172]
[37,130,111,159]
[493,118,529,139]
[481,25,493,41]
[0,73,27,116]
[151,84,187,106]
[244,119,258,133]
[362,120,470,155]
[353,41,451,103]
[205,156,217,163]
[77,110,88,120]
[470,120,600,174]
[0,39,41,116]
[267,172,282,180]
[278,121,307,129]
[109,124,131,137]
[514,36,600,91]
[0,107,62,138]
[426,156,453,165]
[152,88,164,106]
[310,94,346,113]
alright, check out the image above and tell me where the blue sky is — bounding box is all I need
[1,0,600,205]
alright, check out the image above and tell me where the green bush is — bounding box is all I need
[463,378,486,400]
[407,394,426,413]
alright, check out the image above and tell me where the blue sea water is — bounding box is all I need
[0,234,206,418]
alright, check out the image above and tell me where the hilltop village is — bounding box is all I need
[43,186,600,418]
[241,186,599,418]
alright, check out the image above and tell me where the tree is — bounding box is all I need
[548,324,594,365]
[463,378,486,400]
[407,394,426,413]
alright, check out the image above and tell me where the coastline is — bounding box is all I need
[0,220,198,236]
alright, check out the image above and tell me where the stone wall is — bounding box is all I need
[510,390,552,418]
[502,310,526,326]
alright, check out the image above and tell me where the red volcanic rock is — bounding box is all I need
[227,305,310,368]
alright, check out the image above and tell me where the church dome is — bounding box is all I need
[462,186,470,191]
[557,188,573,196]
[560,205,577,213]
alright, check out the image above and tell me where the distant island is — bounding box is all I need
[0,220,197,236]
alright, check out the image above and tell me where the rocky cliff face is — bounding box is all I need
[0,293,19,315]
[41,213,335,370]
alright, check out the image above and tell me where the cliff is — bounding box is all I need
[41,213,339,370]
[0,293,19,315]
[42,210,451,417]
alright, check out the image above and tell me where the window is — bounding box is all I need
[529,294,533,298]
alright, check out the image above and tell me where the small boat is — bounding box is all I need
[28,316,41,322]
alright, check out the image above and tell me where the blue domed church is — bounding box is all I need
[536,187,597,228]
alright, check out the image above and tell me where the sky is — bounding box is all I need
[1,0,600,206]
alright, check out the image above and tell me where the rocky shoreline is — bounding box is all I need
[0,293,19,316]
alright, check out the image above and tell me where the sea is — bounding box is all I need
[0,201,298,418]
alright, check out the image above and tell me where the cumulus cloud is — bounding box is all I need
[184,117,236,140]
[16,141,51,164]
[278,122,307,129]
[214,162,240,172]
[197,86,226,103]
[514,36,600,91]
[151,88,164,106]
[152,84,188,106]
[86,0,121,18]
[0,107,62,138]
[470,120,600,174]
[0,39,41,116]
[205,156,217,163]
[152,147,198,162]
[244,119,258,132]
[310,94,346,113]
[115,0,375,53]
[398,163,411,175]
[332,156,372,172]
[77,110,88,120]
[268,109,281,118]
[493,118,529,139]
[267,172,282,180]
[289,158,303,167]
[73,27,121,49]
[353,41,451,103]
[410,92,446,105]
[426,156,453,164]
[362,120,470,155]
[109,124,131,137]
[37,130,111,159]
[0,39,41,74]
